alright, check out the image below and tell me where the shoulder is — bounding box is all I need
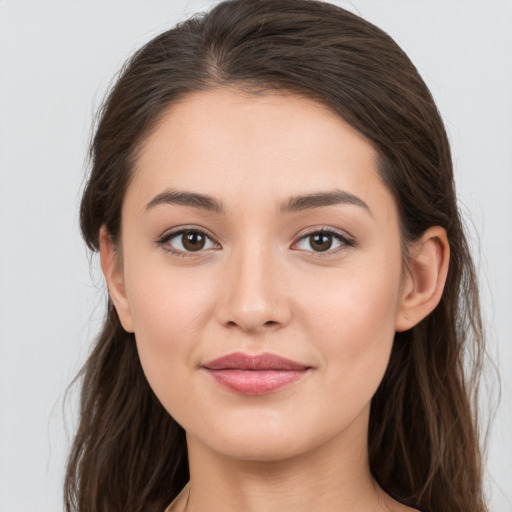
[163,483,190,512]
[387,497,425,512]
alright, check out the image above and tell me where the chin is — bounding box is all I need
[185,405,361,464]
[208,433,310,463]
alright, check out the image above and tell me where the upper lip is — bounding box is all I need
[202,352,309,371]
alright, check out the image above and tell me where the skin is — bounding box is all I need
[100,88,449,512]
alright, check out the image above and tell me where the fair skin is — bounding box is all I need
[100,88,449,512]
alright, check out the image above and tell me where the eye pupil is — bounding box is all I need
[182,231,206,251]
[310,233,332,252]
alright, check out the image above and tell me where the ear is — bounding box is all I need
[395,226,450,332]
[99,226,134,333]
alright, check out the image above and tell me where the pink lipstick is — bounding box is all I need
[202,352,310,395]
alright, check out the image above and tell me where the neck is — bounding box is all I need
[183,409,393,512]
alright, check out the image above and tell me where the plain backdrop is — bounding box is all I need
[0,1,511,510]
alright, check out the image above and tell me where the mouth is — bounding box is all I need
[202,352,311,395]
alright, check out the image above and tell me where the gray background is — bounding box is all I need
[0,1,510,510]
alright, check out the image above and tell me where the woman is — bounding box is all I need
[65,1,486,511]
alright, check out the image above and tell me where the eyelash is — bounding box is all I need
[292,227,355,256]
[156,227,219,258]
[155,226,355,258]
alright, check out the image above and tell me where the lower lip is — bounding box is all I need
[205,369,308,395]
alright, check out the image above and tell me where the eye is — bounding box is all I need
[157,228,219,255]
[293,229,354,253]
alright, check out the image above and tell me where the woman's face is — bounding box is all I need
[111,88,409,461]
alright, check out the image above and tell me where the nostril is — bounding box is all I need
[224,318,282,332]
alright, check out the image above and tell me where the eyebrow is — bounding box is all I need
[279,189,371,216]
[144,188,371,216]
[145,189,226,214]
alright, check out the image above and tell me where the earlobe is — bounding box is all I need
[99,226,134,333]
[395,226,450,332]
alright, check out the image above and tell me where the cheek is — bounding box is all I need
[298,254,402,393]
[124,247,216,337]
[121,256,217,406]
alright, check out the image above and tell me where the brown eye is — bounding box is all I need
[293,229,353,254]
[182,230,206,251]
[309,233,333,252]
[159,228,218,254]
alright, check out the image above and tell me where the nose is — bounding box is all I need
[215,244,291,334]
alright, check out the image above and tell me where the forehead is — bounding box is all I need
[127,88,395,220]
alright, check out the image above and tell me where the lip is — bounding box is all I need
[202,352,310,395]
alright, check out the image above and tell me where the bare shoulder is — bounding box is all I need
[163,483,190,512]
[398,505,422,512]
[383,494,424,512]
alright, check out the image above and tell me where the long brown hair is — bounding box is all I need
[66,1,487,511]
